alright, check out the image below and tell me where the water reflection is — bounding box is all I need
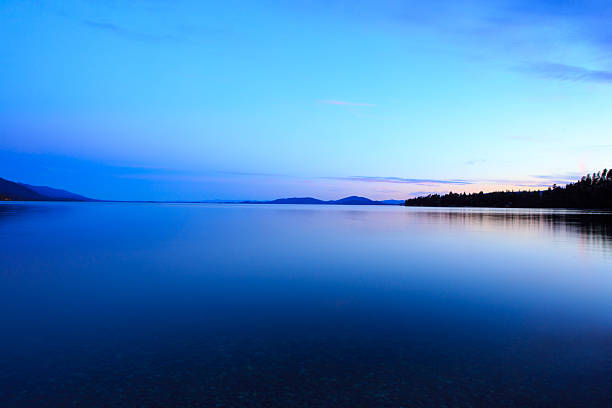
[413,208,612,253]
[0,202,68,223]
[1,203,611,407]
[0,203,33,219]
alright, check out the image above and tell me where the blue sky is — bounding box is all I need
[1,0,612,200]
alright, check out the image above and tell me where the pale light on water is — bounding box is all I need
[1,203,612,406]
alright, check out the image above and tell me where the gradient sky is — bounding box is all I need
[2,0,612,200]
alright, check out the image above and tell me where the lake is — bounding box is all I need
[1,202,612,407]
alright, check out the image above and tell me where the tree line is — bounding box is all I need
[404,169,612,209]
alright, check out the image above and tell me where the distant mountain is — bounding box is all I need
[0,176,403,205]
[267,197,326,204]
[0,178,49,201]
[18,183,92,201]
[332,196,375,205]
[242,195,402,206]
[380,199,404,205]
[0,177,93,201]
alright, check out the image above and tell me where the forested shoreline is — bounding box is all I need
[405,169,612,209]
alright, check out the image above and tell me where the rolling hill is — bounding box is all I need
[0,177,93,201]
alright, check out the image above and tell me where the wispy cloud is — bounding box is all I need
[320,100,375,107]
[82,20,182,43]
[327,176,473,186]
[117,167,291,182]
[357,0,612,85]
[330,174,592,189]
[531,172,585,184]
[405,191,443,197]
[521,63,612,83]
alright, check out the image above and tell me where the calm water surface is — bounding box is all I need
[1,202,612,407]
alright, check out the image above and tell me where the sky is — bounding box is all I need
[1,0,612,201]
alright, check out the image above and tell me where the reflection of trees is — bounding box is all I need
[0,204,32,219]
[0,203,64,225]
[418,210,612,253]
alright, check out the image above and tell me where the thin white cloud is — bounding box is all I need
[326,176,473,186]
[521,63,612,84]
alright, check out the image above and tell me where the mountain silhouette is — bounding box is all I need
[243,195,400,205]
[18,183,92,201]
[267,197,326,204]
[333,196,375,205]
[0,177,93,201]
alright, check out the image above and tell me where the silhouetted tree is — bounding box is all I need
[405,169,612,209]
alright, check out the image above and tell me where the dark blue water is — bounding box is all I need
[1,202,612,407]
